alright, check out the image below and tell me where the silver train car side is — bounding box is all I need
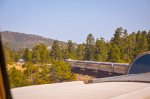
[65,59,130,74]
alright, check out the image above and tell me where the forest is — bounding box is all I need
[4,27,150,88]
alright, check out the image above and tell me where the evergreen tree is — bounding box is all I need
[38,65,52,84]
[32,43,50,63]
[8,67,29,88]
[94,38,108,61]
[109,27,124,62]
[50,40,62,60]
[141,31,148,52]
[67,40,76,59]
[50,60,76,82]
[112,27,123,45]
[85,33,95,60]
[23,62,39,85]
[3,43,20,63]
[108,43,121,62]
[125,32,136,62]
[119,29,129,62]
[32,45,41,63]
[135,31,148,56]
[23,48,32,62]
[76,44,85,60]
[62,48,70,59]
[39,44,50,63]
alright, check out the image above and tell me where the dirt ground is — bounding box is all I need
[75,74,94,83]
[7,62,25,72]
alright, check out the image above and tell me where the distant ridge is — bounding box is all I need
[0,31,66,50]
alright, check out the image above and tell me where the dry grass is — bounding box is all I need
[7,62,25,72]
[75,74,94,83]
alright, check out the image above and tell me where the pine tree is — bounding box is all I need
[50,40,62,60]
[112,27,123,45]
[50,60,76,82]
[62,48,70,59]
[135,31,148,56]
[67,40,76,59]
[94,38,108,61]
[8,67,29,88]
[125,32,136,62]
[85,33,95,60]
[76,44,85,60]
[23,48,32,62]
[141,31,148,52]
[119,29,129,62]
[108,43,121,62]
[39,44,50,63]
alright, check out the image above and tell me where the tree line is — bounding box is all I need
[3,27,150,88]
[4,27,150,64]
[21,27,150,63]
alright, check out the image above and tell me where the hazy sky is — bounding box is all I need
[0,0,150,43]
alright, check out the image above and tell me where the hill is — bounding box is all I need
[0,31,66,50]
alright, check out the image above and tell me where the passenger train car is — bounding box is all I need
[65,59,129,74]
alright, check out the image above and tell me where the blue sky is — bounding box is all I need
[0,0,150,43]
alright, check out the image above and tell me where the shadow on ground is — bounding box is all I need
[72,67,122,78]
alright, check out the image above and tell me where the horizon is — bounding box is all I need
[0,0,150,43]
[1,28,150,44]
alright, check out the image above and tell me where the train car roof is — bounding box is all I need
[12,75,150,99]
[66,59,129,65]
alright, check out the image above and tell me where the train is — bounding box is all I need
[65,59,130,74]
